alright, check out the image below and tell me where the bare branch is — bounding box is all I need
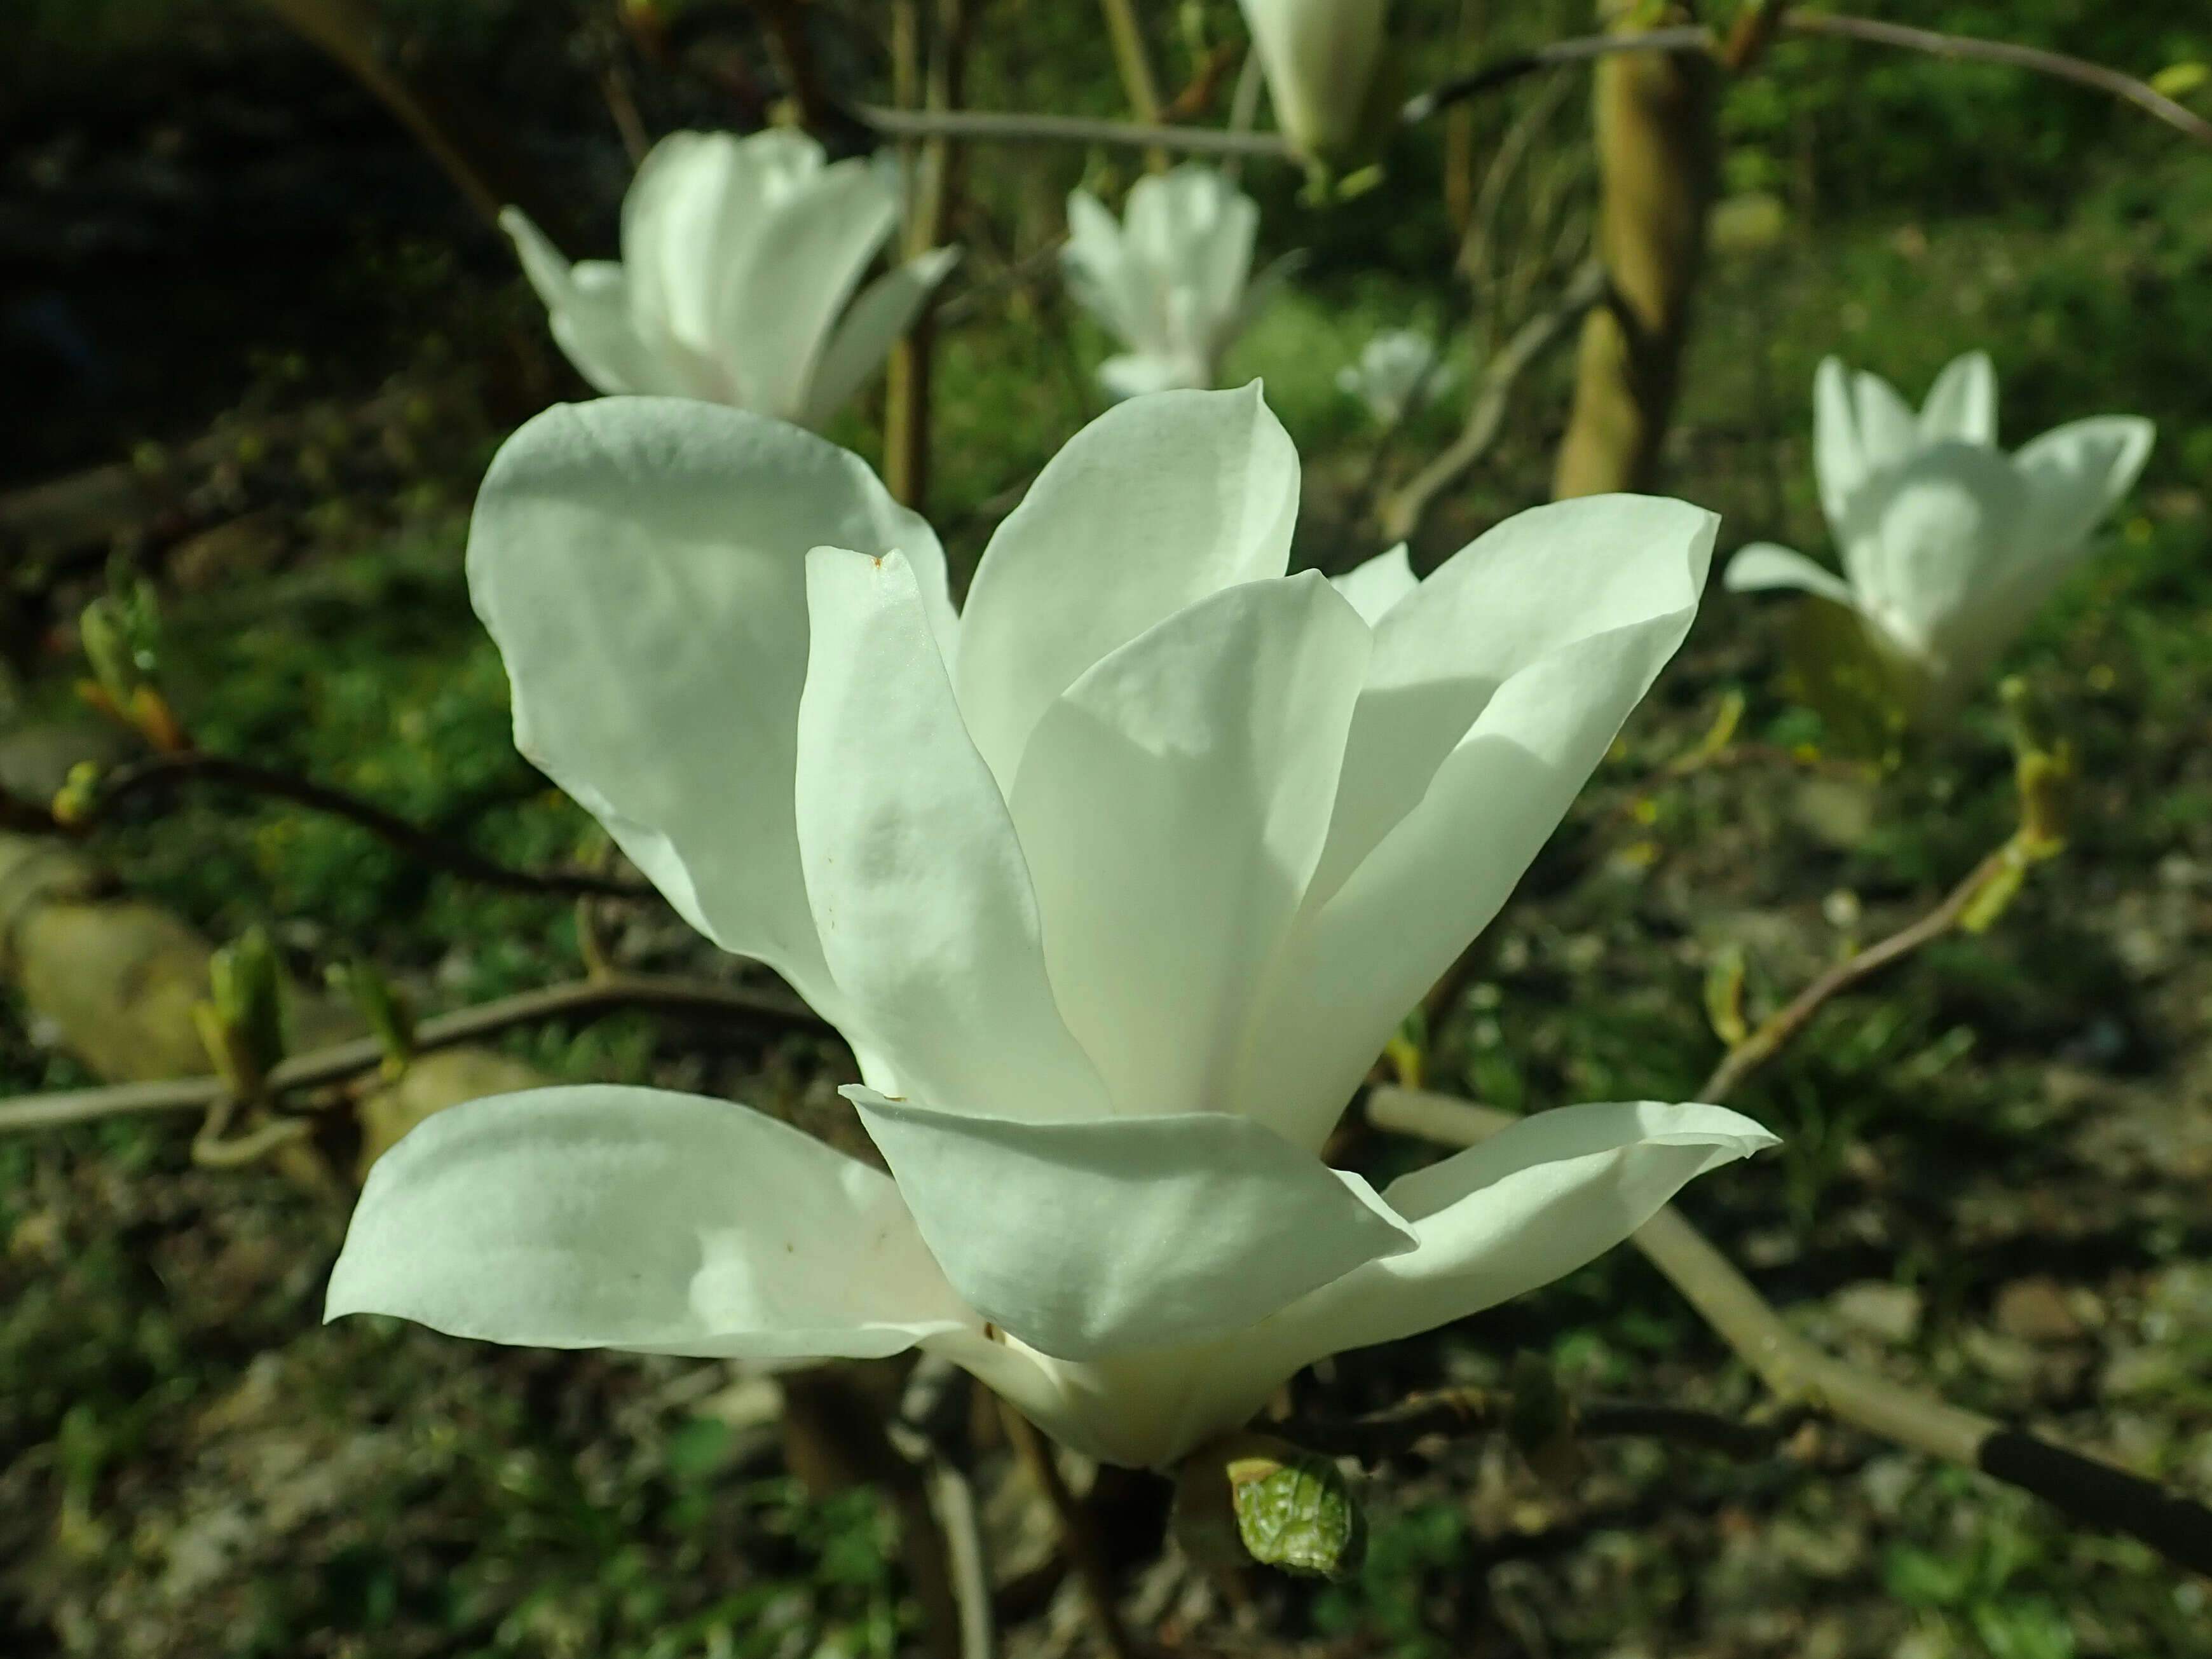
[0,973,829,1133]
[1785,11,2212,147]
[1366,1086,2212,1574]
[1401,27,1717,125]
[854,104,1292,158]
[1290,1384,1795,1464]
[72,752,659,901]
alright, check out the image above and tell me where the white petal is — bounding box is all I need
[1062,189,1161,352]
[1236,0,1388,160]
[502,208,664,396]
[849,1089,1416,1359]
[1330,543,1419,624]
[801,245,961,430]
[1812,356,1866,529]
[1723,542,1859,608]
[1918,350,1998,447]
[954,384,1299,789]
[1096,352,1210,399]
[1852,368,1921,471]
[796,548,1112,1124]
[1241,1101,1775,1368]
[1845,440,2029,660]
[467,397,948,1028]
[1241,499,1715,1152]
[2011,415,2155,566]
[327,1086,979,1358]
[1007,571,1370,1123]
[716,156,901,420]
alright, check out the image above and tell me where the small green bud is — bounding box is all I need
[1702,943,1748,1049]
[1171,1432,1365,1580]
[78,597,141,710]
[207,926,287,1090]
[329,957,416,1079]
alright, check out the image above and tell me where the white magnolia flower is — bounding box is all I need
[501,128,956,428]
[1338,329,1451,426]
[1061,165,1285,400]
[1726,352,2154,704]
[1237,0,1389,163]
[327,385,1773,1470]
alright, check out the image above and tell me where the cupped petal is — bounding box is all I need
[796,548,1112,1124]
[1243,503,1714,1153]
[801,245,962,430]
[502,208,666,396]
[849,1088,1417,1360]
[1007,571,1370,1123]
[467,397,948,1027]
[717,155,902,420]
[1096,351,1210,399]
[1723,542,1859,608]
[327,1086,980,1358]
[1235,1100,1775,1371]
[1237,0,1389,161]
[2011,415,2155,566]
[1063,189,1162,352]
[1812,356,1865,529]
[1330,543,1418,624]
[1851,368,1921,472]
[954,384,1300,789]
[1843,440,2028,659]
[1918,350,1998,447]
[1307,496,1717,913]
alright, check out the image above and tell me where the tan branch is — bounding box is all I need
[854,105,1291,158]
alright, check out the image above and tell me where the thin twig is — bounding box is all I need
[1363,1091,2212,1574]
[1697,838,2016,1103]
[1095,0,1168,172]
[1785,11,2212,147]
[0,973,828,1133]
[999,1401,1142,1659]
[1401,26,1716,123]
[1291,1386,1793,1463]
[854,104,1292,158]
[1380,258,1606,544]
[74,752,659,901]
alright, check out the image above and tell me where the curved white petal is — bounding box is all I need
[2011,414,2155,566]
[1919,350,1998,447]
[1812,356,1866,529]
[802,245,961,430]
[849,1089,1416,1360]
[796,548,1112,1124]
[1723,542,1859,608]
[327,1086,979,1358]
[1852,369,1920,473]
[1063,189,1161,352]
[467,398,948,1028]
[1243,502,1715,1152]
[1846,440,2029,659]
[1096,351,1210,399]
[1330,543,1418,624]
[1008,571,1370,1123]
[954,385,1300,789]
[502,208,666,396]
[1236,1100,1775,1371]
[1308,496,1717,913]
[717,156,901,420]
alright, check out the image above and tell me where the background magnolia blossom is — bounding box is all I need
[502,127,955,427]
[1726,351,2154,708]
[1339,327,1452,425]
[1060,165,1288,399]
[328,386,1773,1469]
[1236,0,1391,164]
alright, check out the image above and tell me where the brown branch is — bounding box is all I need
[1697,838,2016,1103]
[853,104,1292,158]
[1380,258,1606,545]
[1290,1385,1792,1464]
[1785,12,2212,147]
[0,973,828,1133]
[1365,1088,2212,1574]
[999,1402,1142,1659]
[72,752,659,901]
[1400,25,1717,123]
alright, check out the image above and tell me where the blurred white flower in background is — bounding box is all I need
[1237,0,1390,165]
[1060,165,1290,400]
[1727,351,2154,708]
[501,128,955,428]
[327,385,1772,1471]
[1338,328,1452,426]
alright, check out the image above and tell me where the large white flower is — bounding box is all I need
[1726,352,2154,704]
[327,386,1773,1470]
[502,128,956,428]
[1061,165,1285,400]
[1237,0,1389,164]
[1338,328,1451,426]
